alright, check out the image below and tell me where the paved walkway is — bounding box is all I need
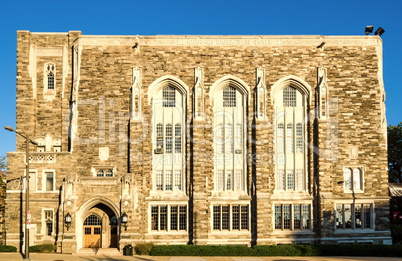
[0,253,401,261]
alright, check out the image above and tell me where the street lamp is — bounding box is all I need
[4,126,38,261]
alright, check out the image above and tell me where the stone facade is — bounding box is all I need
[5,31,391,253]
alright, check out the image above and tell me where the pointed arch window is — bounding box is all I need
[152,84,185,192]
[275,84,307,191]
[213,85,246,192]
[44,63,56,92]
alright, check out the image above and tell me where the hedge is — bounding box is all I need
[28,243,56,253]
[150,244,402,257]
[0,245,17,252]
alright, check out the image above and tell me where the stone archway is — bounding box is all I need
[78,200,119,250]
[83,203,118,248]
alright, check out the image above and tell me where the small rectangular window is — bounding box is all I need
[45,172,54,191]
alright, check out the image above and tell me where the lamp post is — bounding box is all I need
[4,126,38,261]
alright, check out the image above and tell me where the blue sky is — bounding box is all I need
[1,0,401,157]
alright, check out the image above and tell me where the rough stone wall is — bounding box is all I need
[5,32,390,252]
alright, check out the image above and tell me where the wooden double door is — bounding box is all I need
[83,214,118,248]
[84,226,101,248]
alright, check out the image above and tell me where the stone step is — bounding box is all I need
[76,248,121,255]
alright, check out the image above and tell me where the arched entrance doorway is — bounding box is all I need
[83,214,102,248]
[82,203,118,248]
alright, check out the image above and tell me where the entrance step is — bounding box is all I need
[76,248,121,255]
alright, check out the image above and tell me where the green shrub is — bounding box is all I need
[151,245,254,256]
[134,242,154,255]
[0,245,17,252]
[391,224,402,244]
[28,243,56,253]
[150,244,402,257]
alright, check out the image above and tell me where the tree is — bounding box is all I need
[388,123,402,182]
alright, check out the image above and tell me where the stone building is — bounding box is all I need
[4,31,391,253]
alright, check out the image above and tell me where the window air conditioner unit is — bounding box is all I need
[154,148,163,154]
[235,149,242,154]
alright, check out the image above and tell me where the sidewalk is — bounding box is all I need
[0,253,401,261]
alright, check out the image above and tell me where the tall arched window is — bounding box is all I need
[275,86,307,191]
[213,85,246,191]
[152,84,185,192]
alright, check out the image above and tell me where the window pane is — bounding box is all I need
[344,169,352,191]
[151,206,158,230]
[283,86,296,107]
[355,204,362,228]
[163,86,175,107]
[344,204,352,228]
[170,206,178,230]
[48,71,55,90]
[179,206,187,231]
[275,205,282,229]
[175,124,181,153]
[276,169,285,190]
[296,169,304,191]
[165,170,172,191]
[105,169,113,177]
[46,172,54,191]
[97,169,104,177]
[302,205,310,229]
[84,214,102,226]
[166,124,173,153]
[353,168,362,190]
[46,222,52,236]
[363,204,371,229]
[213,206,221,230]
[296,123,303,153]
[287,170,295,190]
[277,123,284,153]
[226,170,233,190]
[160,206,167,231]
[232,205,240,230]
[156,123,163,149]
[94,227,101,234]
[223,86,236,107]
[286,124,293,153]
[336,204,344,229]
[156,170,163,190]
[174,170,182,191]
[283,205,291,229]
[241,205,249,230]
[294,205,301,229]
[222,206,229,230]
[235,170,242,191]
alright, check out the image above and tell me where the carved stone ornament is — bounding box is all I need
[348,146,359,159]
[194,67,204,120]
